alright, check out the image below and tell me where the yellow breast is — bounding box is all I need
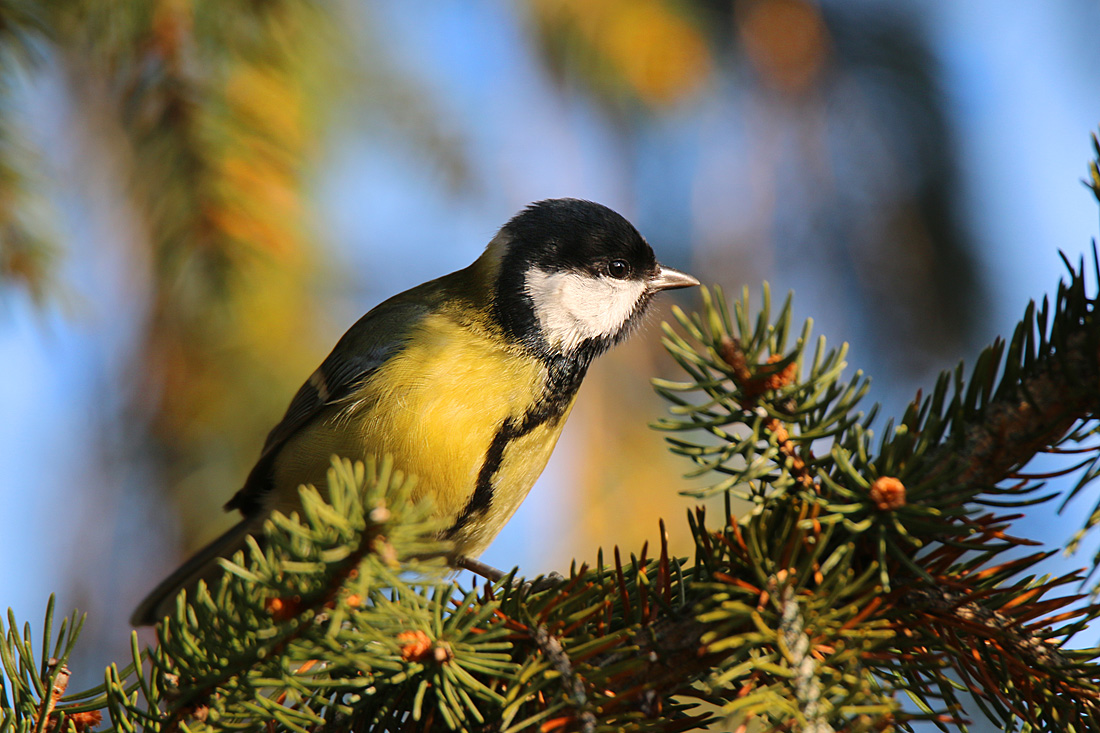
[270,311,573,556]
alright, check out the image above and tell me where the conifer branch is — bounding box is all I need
[930,292,1099,499]
[6,136,1100,733]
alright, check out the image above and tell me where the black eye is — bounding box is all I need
[606,259,630,279]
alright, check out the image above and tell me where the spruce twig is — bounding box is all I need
[6,138,1100,732]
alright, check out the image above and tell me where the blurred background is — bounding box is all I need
[1,1,1099,728]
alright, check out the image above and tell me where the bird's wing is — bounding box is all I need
[225,292,432,512]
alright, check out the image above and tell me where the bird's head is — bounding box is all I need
[490,198,698,360]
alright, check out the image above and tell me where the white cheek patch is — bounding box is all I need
[524,268,647,351]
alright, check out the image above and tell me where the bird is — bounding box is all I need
[131,198,699,626]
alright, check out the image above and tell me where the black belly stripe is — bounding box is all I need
[446,417,519,536]
[444,351,595,539]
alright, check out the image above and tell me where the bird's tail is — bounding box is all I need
[129,516,260,627]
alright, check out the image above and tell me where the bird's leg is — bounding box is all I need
[453,554,508,583]
[453,555,564,591]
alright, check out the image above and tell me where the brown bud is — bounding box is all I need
[759,354,798,392]
[266,595,303,621]
[397,630,433,662]
[870,476,906,511]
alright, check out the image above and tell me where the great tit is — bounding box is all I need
[131,198,698,626]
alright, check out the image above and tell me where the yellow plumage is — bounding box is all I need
[270,308,570,556]
[130,198,697,627]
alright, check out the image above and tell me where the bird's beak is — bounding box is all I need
[647,265,700,292]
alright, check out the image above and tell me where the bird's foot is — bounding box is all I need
[453,555,564,592]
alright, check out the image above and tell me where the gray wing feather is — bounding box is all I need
[133,286,446,626]
[226,295,431,512]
